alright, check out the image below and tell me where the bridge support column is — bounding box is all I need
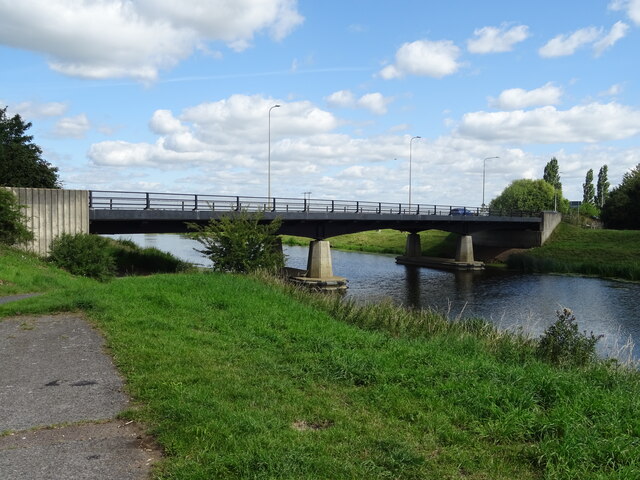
[306,240,334,278]
[455,235,474,263]
[404,232,421,257]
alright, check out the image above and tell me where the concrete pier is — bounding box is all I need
[289,240,347,290]
[404,232,421,257]
[455,235,474,263]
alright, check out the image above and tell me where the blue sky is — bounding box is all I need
[1,0,639,205]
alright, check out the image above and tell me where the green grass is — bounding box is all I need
[508,223,640,280]
[2,246,640,478]
[281,229,458,257]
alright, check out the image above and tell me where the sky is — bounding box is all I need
[1,0,639,206]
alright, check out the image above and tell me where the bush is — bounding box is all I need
[49,233,115,281]
[108,240,190,275]
[536,308,602,367]
[0,188,33,246]
[188,213,284,274]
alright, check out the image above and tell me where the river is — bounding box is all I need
[105,233,640,362]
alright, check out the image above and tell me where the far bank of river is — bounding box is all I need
[106,233,640,362]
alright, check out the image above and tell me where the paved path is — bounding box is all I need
[0,313,160,479]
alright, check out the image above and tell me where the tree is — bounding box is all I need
[0,188,34,246]
[596,165,609,208]
[0,106,60,188]
[601,164,640,229]
[489,179,558,213]
[543,157,562,191]
[582,169,595,206]
[188,213,284,274]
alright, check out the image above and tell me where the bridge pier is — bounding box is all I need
[455,235,474,263]
[405,232,421,257]
[288,240,347,290]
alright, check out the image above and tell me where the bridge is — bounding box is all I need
[9,188,561,281]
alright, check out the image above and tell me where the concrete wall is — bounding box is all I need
[472,211,562,248]
[7,188,89,256]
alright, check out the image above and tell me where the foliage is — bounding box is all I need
[537,308,602,367]
[489,178,560,213]
[0,188,33,246]
[582,169,595,206]
[596,164,609,208]
[543,157,562,191]
[48,233,116,281]
[0,107,60,188]
[601,163,640,230]
[189,212,284,274]
[107,238,190,276]
[578,201,600,218]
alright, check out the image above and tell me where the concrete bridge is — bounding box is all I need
[9,188,562,281]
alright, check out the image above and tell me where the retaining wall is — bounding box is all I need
[7,187,89,256]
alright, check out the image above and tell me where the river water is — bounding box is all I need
[106,233,640,362]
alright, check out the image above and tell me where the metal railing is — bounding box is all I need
[88,190,539,218]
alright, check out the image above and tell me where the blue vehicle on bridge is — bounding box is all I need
[449,207,475,216]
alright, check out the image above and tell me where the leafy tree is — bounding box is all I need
[0,106,60,188]
[489,178,559,213]
[596,164,609,208]
[188,212,284,274]
[543,157,562,191]
[582,169,595,206]
[601,164,640,229]
[0,188,34,245]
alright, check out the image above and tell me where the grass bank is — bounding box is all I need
[507,223,640,281]
[1,246,640,479]
[281,229,458,257]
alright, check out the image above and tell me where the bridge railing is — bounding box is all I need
[88,190,540,218]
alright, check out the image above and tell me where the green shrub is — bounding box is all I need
[48,233,115,281]
[188,212,284,274]
[0,188,33,246]
[108,241,190,275]
[536,308,602,367]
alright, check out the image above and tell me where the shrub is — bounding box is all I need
[0,188,33,246]
[536,308,602,367]
[188,212,284,274]
[48,233,115,281]
[108,241,189,275]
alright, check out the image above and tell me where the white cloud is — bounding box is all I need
[379,39,461,79]
[467,24,530,54]
[3,100,67,119]
[599,83,623,96]
[0,0,303,82]
[593,21,629,56]
[326,90,356,108]
[458,102,640,144]
[326,90,392,115]
[609,0,640,26]
[53,114,91,138]
[539,27,601,57]
[489,83,563,110]
[357,93,392,115]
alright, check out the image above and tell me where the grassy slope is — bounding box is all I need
[509,223,640,280]
[1,247,640,479]
[281,229,458,257]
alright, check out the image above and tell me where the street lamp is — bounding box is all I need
[482,156,499,209]
[409,136,421,209]
[268,104,281,201]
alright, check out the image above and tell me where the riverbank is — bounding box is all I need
[507,223,640,281]
[1,246,640,479]
[283,223,640,281]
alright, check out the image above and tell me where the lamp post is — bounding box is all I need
[409,136,421,209]
[482,156,499,209]
[268,104,281,201]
